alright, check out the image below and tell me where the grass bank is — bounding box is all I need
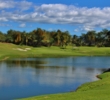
[0,42,110,60]
[18,72,110,100]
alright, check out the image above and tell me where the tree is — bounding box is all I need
[86,31,96,46]
[6,29,15,43]
[60,31,70,48]
[96,31,105,47]
[0,31,6,42]
[31,28,45,47]
[96,29,109,47]
[15,32,21,44]
[72,35,78,46]
[80,33,87,46]
[56,29,62,46]
[105,30,110,46]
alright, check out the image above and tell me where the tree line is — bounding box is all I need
[0,28,110,47]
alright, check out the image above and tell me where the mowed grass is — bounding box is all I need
[1,42,110,60]
[18,72,110,100]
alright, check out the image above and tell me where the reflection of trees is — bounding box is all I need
[4,60,46,68]
[86,68,94,72]
[34,66,69,76]
[0,59,105,88]
[2,59,69,71]
[0,58,107,87]
[86,68,108,73]
[99,68,107,73]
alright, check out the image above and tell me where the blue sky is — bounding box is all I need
[0,0,110,35]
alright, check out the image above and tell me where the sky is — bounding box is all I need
[0,0,110,35]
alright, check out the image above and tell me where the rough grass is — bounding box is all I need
[18,72,110,100]
[1,43,110,60]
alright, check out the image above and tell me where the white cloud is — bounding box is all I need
[19,23,26,28]
[0,2,110,31]
[0,23,10,27]
[0,1,15,9]
[0,17,8,21]
[17,1,33,11]
[74,29,79,32]
[0,0,32,10]
[82,26,94,31]
[24,4,110,29]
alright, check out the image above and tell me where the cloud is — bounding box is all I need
[32,4,110,30]
[0,23,10,27]
[0,17,8,21]
[74,29,79,32]
[19,23,26,28]
[0,0,32,10]
[17,0,33,11]
[0,0,15,9]
[0,2,110,31]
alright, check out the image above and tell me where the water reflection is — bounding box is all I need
[0,60,103,87]
[3,59,46,68]
[39,57,110,68]
[0,66,100,89]
[0,57,110,100]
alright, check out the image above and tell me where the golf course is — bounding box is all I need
[0,42,110,100]
[1,0,110,99]
[0,42,110,61]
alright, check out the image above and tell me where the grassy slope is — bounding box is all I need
[19,72,110,100]
[1,42,110,60]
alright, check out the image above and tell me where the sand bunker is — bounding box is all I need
[13,48,31,51]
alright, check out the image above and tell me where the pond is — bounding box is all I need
[0,57,110,100]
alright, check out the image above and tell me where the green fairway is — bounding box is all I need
[0,42,110,61]
[18,72,110,100]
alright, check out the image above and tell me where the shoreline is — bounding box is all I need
[19,72,110,100]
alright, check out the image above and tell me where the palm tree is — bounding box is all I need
[72,35,78,46]
[86,31,96,46]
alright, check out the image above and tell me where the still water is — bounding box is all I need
[0,57,110,100]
